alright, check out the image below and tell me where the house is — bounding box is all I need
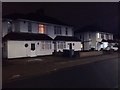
[2,32,53,59]
[75,25,114,51]
[2,13,74,39]
[54,36,82,52]
[2,13,82,59]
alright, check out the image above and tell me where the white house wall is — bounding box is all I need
[45,25,55,39]
[8,41,27,58]
[19,21,28,33]
[31,22,39,33]
[76,31,114,51]
[66,42,81,51]
[56,41,81,52]
[90,32,97,49]
[14,20,20,32]
[2,21,8,37]
[3,19,73,39]
[46,25,73,39]
[18,20,73,39]
[7,40,54,59]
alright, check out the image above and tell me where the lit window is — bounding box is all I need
[8,21,12,33]
[81,44,83,48]
[97,33,100,38]
[39,24,45,34]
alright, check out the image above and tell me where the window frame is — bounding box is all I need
[54,26,62,35]
[38,24,46,34]
[28,22,32,33]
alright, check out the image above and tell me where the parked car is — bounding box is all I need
[105,46,118,51]
[111,46,118,51]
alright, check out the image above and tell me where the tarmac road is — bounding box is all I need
[3,55,119,88]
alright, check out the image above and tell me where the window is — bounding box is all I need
[31,43,35,51]
[8,21,12,33]
[41,41,45,49]
[54,26,61,35]
[64,42,66,48]
[109,34,113,40]
[39,24,45,34]
[41,41,52,50]
[79,35,81,40]
[97,33,100,38]
[28,22,32,32]
[25,44,28,47]
[89,33,91,39]
[73,43,75,46]
[106,34,109,40]
[101,33,104,39]
[57,42,65,49]
[65,27,68,35]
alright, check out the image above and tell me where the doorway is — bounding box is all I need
[30,43,37,57]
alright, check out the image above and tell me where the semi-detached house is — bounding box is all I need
[75,25,116,51]
[2,13,82,59]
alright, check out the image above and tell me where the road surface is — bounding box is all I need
[3,56,119,88]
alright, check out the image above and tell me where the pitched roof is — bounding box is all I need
[54,36,81,41]
[3,32,53,41]
[3,13,72,27]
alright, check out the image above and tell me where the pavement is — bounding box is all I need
[2,52,119,85]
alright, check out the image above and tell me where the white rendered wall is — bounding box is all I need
[31,22,39,33]
[7,40,54,59]
[56,41,81,52]
[2,21,8,37]
[19,21,28,32]
[46,24,73,39]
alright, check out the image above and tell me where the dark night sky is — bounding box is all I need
[2,2,119,34]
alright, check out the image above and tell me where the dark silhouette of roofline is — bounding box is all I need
[3,32,53,41]
[3,13,73,27]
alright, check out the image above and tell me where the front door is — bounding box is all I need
[69,43,72,50]
[30,43,37,57]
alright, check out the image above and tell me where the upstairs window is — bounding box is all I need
[97,33,100,38]
[106,34,109,40]
[39,24,45,34]
[28,22,32,33]
[89,32,91,39]
[65,27,68,35]
[8,21,12,33]
[101,33,104,39]
[54,26,61,35]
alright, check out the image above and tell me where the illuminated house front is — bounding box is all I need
[75,26,114,51]
[2,13,82,59]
